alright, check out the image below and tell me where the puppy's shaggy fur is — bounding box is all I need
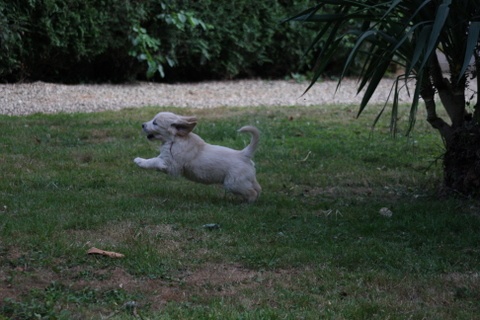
[134,112,261,202]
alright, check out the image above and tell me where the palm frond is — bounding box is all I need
[288,0,478,135]
[458,21,480,82]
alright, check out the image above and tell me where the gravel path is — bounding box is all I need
[1,79,420,116]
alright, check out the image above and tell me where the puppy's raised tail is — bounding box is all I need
[238,126,260,158]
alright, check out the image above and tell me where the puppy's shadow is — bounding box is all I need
[153,182,258,206]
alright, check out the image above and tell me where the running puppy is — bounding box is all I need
[134,112,261,202]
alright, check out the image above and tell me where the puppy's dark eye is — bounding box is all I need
[153,120,158,126]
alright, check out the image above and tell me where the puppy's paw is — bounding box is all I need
[134,157,146,167]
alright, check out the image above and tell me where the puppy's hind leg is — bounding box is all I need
[252,179,262,199]
[225,178,260,203]
[244,188,260,203]
[244,179,261,203]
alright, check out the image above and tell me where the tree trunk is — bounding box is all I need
[422,53,480,196]
[443,125,480,196]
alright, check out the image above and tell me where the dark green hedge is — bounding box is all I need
[0,0,320,83]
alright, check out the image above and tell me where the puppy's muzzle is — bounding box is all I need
[141,123,155,140]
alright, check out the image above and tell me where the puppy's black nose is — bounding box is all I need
[142,123,145,129]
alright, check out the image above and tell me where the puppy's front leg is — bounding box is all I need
[134,157,167,171]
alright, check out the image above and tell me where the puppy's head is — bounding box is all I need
[142,112,197,142]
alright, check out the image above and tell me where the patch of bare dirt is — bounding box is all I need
[1,258,297,312]
[67,222,182,253]
[1,225,307,312]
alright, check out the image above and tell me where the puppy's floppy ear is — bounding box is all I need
[171,116,197,137]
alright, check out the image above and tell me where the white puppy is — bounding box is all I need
[134,112,261,202]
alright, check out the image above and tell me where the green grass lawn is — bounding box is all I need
[1,105,479,319]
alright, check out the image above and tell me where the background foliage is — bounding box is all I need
[0,0,324,83]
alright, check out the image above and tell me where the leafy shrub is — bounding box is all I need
[1,0,145,82]
[129,2,212,80]
[0,0,322,83]
[157,0,320,81]
[0,1,27,81]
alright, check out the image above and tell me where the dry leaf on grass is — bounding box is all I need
[87,247,125,258]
